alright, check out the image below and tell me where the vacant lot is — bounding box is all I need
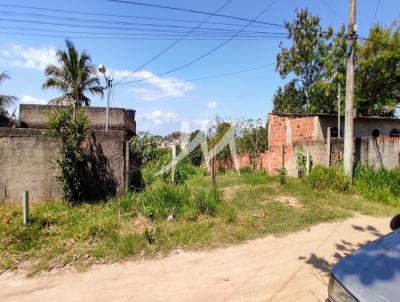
[0,215,391,302]
[1,173,399,276]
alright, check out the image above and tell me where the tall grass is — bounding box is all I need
[354,165,400,205]
[307,165,352,193]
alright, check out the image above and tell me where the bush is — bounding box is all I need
[239,166,254,175]
[135,184,234,222]
[141,150,198,186]
[354,165,400,204]
[307,165,352,193]
[277,167,288,185]
[48,106,90,203]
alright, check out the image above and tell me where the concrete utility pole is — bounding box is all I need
[343,0,357,177]
[338,83,341,139]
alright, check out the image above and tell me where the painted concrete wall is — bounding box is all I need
[0,128,131,204]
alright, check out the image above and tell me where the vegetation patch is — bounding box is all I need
[1,172,398,276]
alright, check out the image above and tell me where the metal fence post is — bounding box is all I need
[23,191,29,225]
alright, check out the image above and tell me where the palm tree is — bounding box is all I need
[42,40,104,112]
[0,71,16,126]
[0,71,17,108]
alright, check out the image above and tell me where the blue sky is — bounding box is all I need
[0,0,399,134]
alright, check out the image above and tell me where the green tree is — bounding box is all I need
[355,23,400,116]
[272,80,306,113]
[42,40,103,112]
[237,119,268,170]
[0,71,17,126]
[130,132,160,165]
[48,106,90,203]
[274,10,347,115]
[188,130,206,167]
[276,9,335,111]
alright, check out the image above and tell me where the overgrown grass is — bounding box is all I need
[354,165,400,205]
[1,171,399,276]
[307,164,400,206]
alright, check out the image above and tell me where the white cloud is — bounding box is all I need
[110,69,195,101]
[1,43,57,71]
[206,101,217,109]
[141,109,178,125]
[20,95,47,105]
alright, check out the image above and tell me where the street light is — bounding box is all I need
[98,64,113,131]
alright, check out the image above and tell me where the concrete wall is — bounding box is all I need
[289,137,400,176]
[20,104,136,134]
[317,115,400,139]
[0,128,131,204]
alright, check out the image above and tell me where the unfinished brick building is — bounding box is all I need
[244,113,400,176]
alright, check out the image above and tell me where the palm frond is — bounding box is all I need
[0,95,17,107]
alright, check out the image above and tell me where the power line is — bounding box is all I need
[372,0,381,26]
[116,0,278,86]
[118,63,274,86]
[115,0,235,84]
[0,31,286,41]
[321,0,342,21]
[0,17,286,37]
[0,3,281,30]
[0,10,286,34]
[0,25,287,39]
[108,0,284,28]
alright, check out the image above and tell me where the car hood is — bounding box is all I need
[332,229,400,302]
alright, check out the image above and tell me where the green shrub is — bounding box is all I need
[277,167,288,185]
[240,166,254,175]
[307,165,352,193]
[354,165,400,205]
[47,106,90,203]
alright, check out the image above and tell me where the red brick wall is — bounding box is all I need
[268,114,317,175]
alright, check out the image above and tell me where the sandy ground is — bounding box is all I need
[0,215,391,302]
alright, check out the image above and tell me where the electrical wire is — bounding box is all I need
[0,10,287,34]
[118,63,274,86]
[372,0,381,26]
[108,0,284,28]
[0,25,287,39]
[0,3,281,30]
[115,0,279,86]
[0,17,287,37]
[115,0,235,84]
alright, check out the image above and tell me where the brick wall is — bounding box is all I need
[267,114,317,174]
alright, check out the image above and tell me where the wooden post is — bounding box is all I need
[306,148,311,175]
[281,145,285,169]
[23,191,29,225]
[211,149,216,188]
[171,145,176,184]
[327,127,331,168]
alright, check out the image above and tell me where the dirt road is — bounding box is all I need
[0,215,391,302]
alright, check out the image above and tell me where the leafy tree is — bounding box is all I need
[48,106,90,203]
[188,130,205,166]
[355,23,400,116]
[0,71,17,126]
[42,40,103,113]
[237,119,268,170]
[272,80,306,113]
[276,9,336,112]
[130,132,160,165]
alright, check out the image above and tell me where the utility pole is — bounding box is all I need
[343,0,357,177]
[338,83,341,138]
